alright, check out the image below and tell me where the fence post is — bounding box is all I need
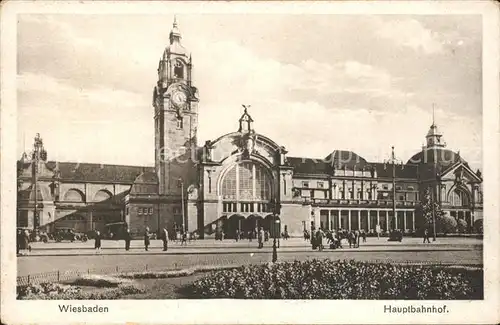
[27,275,30,285]
[88,269,90,275]
[145,264,148,271]
[116,266,118,273]
[57,271,60,282]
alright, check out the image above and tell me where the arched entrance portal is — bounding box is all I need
[226,214,245,239]
[246,214,264,233]
[265,214,281,238]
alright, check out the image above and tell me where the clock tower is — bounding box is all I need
[153,18,199,228]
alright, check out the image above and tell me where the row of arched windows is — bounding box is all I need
[63,189,112,203]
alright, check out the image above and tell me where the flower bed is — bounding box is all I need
[18,275,145,300]
[188,259,483,299]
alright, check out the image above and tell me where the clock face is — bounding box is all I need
[171,90,187,108]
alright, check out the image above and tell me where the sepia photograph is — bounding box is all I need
[1,1,499,324]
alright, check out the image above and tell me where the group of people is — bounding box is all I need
[93,226,193,253]
[232,226,290,243]
[308,228,369,251]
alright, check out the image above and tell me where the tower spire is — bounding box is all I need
[169,16,182,44]
[425,103,445,149]
[432,103,435,125]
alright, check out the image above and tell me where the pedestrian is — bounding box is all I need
[257,227,264,249]
[355,229,360,248]
[283,226,289,240]
[162,227,168,251]
[23,230,31,254]
[124,228,131,251]
[181,230,187,246]
[94,230,102,253]
[361,230,367,243]
[316,228,324,251]
[264,230,269,242]
[16,229,22,255]
[348,231,355,248]
[235,229,239,242]
[144,227,150,251]
[423,228,431,243]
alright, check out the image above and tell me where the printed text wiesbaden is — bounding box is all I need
[59,304,109,313]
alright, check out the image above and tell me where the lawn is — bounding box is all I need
[121,273,206,299]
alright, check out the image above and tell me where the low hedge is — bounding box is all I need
[189,259,483,300]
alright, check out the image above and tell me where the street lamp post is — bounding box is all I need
[431,186,437,241]
[272,214,278,263]
[384,146,404,232]
[179,178,185,234]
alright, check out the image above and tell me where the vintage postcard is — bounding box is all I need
[1,0,499,324]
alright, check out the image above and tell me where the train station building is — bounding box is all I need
[17,19,483,238]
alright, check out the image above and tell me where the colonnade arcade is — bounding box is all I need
[317,209,416,233]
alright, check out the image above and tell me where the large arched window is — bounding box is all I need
[94,189,112,202]
[448,188,470,207]
[63,189,85,202]
[220,162,272,201]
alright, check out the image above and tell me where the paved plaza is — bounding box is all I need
[18,237,483,277]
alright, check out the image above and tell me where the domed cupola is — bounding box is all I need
[425,108,446,149]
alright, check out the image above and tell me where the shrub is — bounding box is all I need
[473,219,483,234]
[438,215,457,235]
[188,259,483,300]
[457,219,468,234]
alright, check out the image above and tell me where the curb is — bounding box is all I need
[17,247,477,257]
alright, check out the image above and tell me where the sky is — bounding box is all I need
[17,14,483,170]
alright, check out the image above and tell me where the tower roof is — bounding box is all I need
[165,17,186,57]
[238,105,255,133]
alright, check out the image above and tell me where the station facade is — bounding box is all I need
[17,20,483,238]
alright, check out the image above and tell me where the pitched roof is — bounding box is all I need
[44,161,154,183]
[286,157,331,175]
[371,162,419,179]
[286,156,419,179]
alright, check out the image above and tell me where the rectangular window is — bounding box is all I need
[177,117,183,129]
[149,207,153,215]
[138,208,142,215]
[382,184,389,190]
[317,181,324,188]
[126,207,129,215]
[399,195,405,201]
[302,181,309,188]
[396,186,402,191]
